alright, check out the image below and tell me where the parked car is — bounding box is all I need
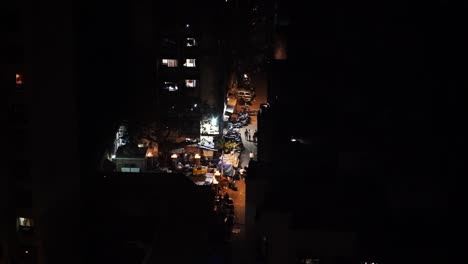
[237,90,252,101]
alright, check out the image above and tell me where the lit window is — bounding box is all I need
[17,217,34,232]
[186,79,197,87]
[161,59,178,67]
[121,167,140,173]
[163,81,178,91]
[186,38,197,47]
[18,217,33,227]
[183,59,196,67]
[16,73,23,85]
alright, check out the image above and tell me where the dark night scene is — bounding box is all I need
[3,0,461,263]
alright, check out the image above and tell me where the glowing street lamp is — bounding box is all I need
[213,177,219,194]
[194,153,201,166]
[249,151,254,160]
[146,152,154,168]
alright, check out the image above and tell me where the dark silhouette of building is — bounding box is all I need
[91,171,219,264]
[248,1,455,264]
[2,0,231,263]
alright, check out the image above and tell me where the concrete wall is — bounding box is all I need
[130,0,157,114]
[292,229,357,263]
[115,158,147,172]
[199,55,222,106]
[28,0,81,263]
[255,212,357,264]
[257,212,291,264]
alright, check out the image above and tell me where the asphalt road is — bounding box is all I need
[223,69,266,264]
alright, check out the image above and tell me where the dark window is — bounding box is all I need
[161,37,177,49]
[11,129,27,154]
[10,160,31,180]
[16,190,32,208]
[298,258,320,264]
[8,104,27,124]
[8,45,24,65]
[4,7,21,33]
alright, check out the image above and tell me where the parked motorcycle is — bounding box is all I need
[228,180,238,191]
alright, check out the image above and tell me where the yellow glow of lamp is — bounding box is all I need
[146,152,153,157]
[171,154,178,159]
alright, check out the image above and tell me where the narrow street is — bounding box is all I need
[223,70,267,263]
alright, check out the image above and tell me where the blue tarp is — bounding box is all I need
[218,162,235,177]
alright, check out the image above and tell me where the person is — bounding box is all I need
[247,129,251,141]
[243,166,248,179]
[253,130,258,143]
[244,129,248,140]
[238,167,245,180]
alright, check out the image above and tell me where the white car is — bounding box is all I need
[237,90,252,101]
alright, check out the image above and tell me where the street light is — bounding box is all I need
[249,151,254,160]
[194,153,201,167]
[146,152,154,168]
[213,177,219,195]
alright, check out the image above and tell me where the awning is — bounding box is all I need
[169,148,185,154]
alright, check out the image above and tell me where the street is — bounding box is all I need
[223,69,267,263]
